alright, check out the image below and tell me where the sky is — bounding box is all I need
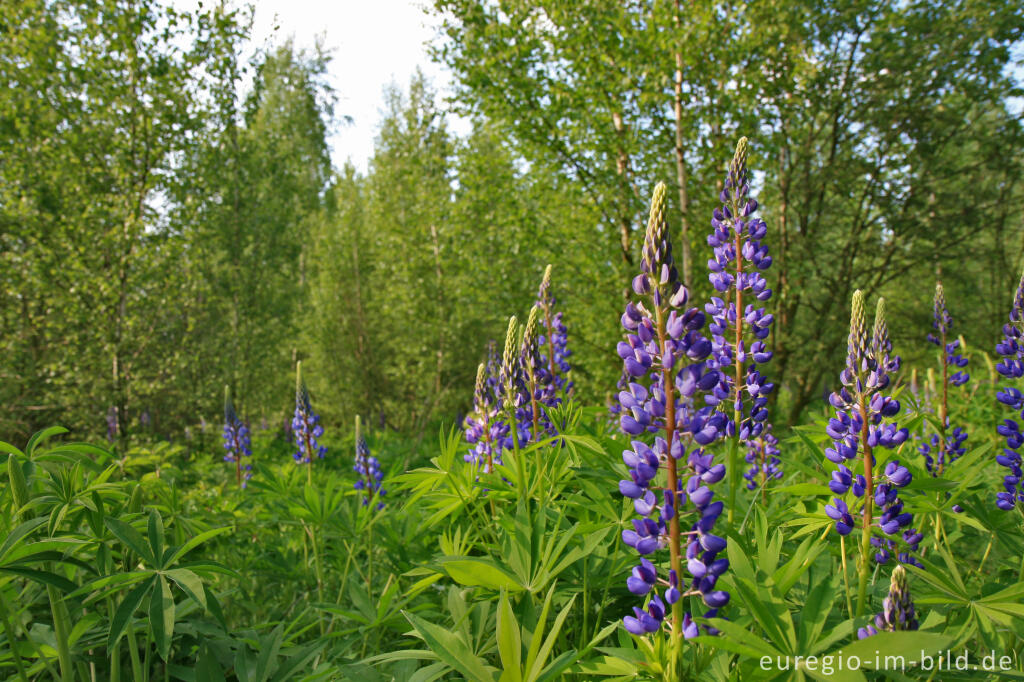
[189,0,459,172]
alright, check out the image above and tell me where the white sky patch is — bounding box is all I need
[172,0,464,172]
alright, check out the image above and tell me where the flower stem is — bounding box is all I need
[656,308,683,676]
[46,581,75,682]
[840,535,854,619]
[855,395,875,617]
[728,219,745,525]
[938,327,948,475]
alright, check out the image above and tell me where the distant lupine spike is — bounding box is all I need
[617,181,728,643]
[499,316,531,447]
[743,423,781,490]
[857,564,919,639]
[919,283,970,478]
[536,264,573,397]
[825,291,917,614]
[519,304,556,442]
[995,271,1024,510]
[704,137,777,508]
[464,362,511,474]
[292,362,327,471]
[353,415,385,510]
[222,386,253,487]
[106,406,119,442]
[485,340,501,404]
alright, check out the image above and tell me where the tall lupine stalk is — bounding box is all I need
[354,415,385,510]
[616,182,728,673]
[497,315,538,497]
[464,363,510,474]
[222,386,253,487]
[856,564,919,639]
[520,305,546,442]
[823,292,914,616]
[704,138,775,517]
[292,361,327,485]
[536,264,573,397]
[995,271,1024,511]
[920,283,970,477]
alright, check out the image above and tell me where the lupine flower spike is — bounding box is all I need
[106,406,119,442]
[919,283,970,483]
[704,137,776,512]
[857,564,919,638]
[617,181,729,649]
[995,270,1024,510]
[354,415,385,510]
[537,264,573,397]
[824,292,917,615]
[520,305,548,442]
[292,361,327,484]
[499,316,528,448]
[222,386,253,487]
[464,362,510,474]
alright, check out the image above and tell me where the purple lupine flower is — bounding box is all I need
[743,423,781,490]
[519,305,552,442]
[857,564,919,639]
[703,138,777,502]
[536,264,573,397]
[825,294,918,565]
[292,362,327,467]
[995,271,1024,510]
[919,283,970,477]
[354,415,385,510]
[464,362,511,473]
[617,181,728,640]
[106,406,119,442]
[222,388,253,488]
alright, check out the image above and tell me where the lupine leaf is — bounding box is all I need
[106,517,156,565]
[150,574,175,660]
[109,575,154,652]
[496,590,522,682]
[402,610,497,682]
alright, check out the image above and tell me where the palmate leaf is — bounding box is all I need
[165,568,207,610]
[496,590,523,682]
[106,516,156,565]
[150,574,175,661]
[109,575,155,652]
[162,526,233,568]
[0,566,76,591]
[25,427,69,457]
[402,610,497,682]
[826,631,954,671]
[438,557,524,592]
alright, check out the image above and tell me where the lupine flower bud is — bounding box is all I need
[465,359,511,473]
[501,316,521,413]
[536,265,573,398]
[858,564,919,638]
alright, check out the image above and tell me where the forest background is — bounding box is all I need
[3,0,1023,445]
